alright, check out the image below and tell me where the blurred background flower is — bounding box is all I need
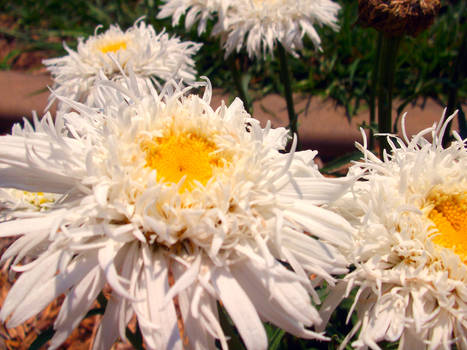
[43,19,201,110]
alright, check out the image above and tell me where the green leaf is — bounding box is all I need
[268,326,286,350]
[86,2,113,26]
[218,303,245,350]
[28,327,54,350]
[125,321,144,350]
[320,151,363,175]
[457,104,467,139]
[0,49,22,70]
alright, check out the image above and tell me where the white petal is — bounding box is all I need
[93,294,132,350]
[50,265,106,349]
[6,252,98,327]
[164,253,201,304]
[0,215,57,238]
[172,260,217,350]
[284,203,354,248]
[135,247,182,350]
[0,250,62,321]
[211,267,268,350]
[278,176,355,205]
[97,241,133,299]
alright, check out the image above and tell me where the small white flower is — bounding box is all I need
[0,116,61,219]
[0,77,355,350]
[158,0,226,36]
[158,0,341,59]
[43,19,201,110]
[221,0,341,58]
[319,113,467,350]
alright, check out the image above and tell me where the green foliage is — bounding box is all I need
[296,0,377,119]
[1,0,464,115]
[299,0,466,119]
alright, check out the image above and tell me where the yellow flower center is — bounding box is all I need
[427,190,467,264]
[11,190,56,210]
[141,132,224,192]
[98,40,127,54]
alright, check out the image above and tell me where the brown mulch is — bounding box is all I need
[0,275,97,350]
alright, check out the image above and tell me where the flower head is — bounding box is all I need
[222,0,341,58]
[0,116,61,219]
[158,0,341,59]
[158,0,226,36]
[0,77,355,349]
[43,19,201,110]
[320,113,467,349]
[357,0,441,37]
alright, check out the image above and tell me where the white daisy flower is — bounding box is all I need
[0,116,61,219]
[319,113,467,350]
[43,19,201,110]
[220,0,341,58]
[0,77,355,350]
[158,0,340,59]
[157,0,226,36]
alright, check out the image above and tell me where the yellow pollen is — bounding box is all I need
[141,132,224,192]
[427,190,467,264]
[99,40,127,54]
[21,191,54,207]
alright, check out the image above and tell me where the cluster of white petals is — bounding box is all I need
[319,113,467,350]
[158,0,226,36]
[158,0,341,58]
[0,77,355,349]
[0,115,61,217]
[43,19,201,110]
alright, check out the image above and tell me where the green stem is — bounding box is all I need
[442,31,467,147]
[277,43,298,145]
[228,55,251,114]
[377,34,401,157]
[126,321,144,349]
[369,33,383,151]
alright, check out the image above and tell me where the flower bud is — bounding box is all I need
[358,0,441,37]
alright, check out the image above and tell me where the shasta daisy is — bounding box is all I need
[319,113,467,350]
[43,19,201,111]
[0,77,355,349]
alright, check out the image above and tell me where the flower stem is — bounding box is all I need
[228,55,252,114]
[277,43,299,144]
[376,34,401,157]
[442,31,467,147]
[369,33,383,151]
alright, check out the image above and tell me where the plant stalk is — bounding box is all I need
[377,34,401,157]
[277,43,299,145]
[369,33,383,151]
[442,31,467,147]
[228,55,251,114]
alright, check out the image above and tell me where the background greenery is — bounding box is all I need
[0,0,465,121]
